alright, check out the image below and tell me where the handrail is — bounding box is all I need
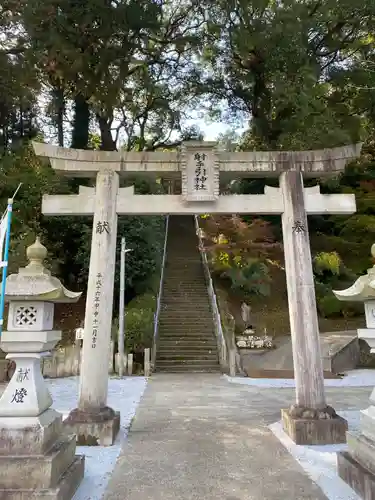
[152,215,169,367]
[194,215,231,372]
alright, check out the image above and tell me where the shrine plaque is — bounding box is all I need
[181,142,220,202]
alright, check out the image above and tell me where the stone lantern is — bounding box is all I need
[0,237,84,499]
[333,243,375,499]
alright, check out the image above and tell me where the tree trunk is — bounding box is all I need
[71,94,90,149]
[97,114,117,151]
[54,88,65,147]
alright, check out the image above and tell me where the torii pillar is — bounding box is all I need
[33,141,362,446]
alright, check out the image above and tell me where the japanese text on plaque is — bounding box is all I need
[194,153,208,191]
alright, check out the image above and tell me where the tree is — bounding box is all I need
[200,214,281,296]
[198,0,375,150]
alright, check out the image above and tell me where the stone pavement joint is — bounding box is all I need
[104,374,371,500]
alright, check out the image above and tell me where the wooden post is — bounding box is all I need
[229,349,236,378]
[144,348,150,377]
[280,170,326,410]
[127,353,133,376]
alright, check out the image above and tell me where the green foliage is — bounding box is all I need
[0,143,78,276]
[314,252,341,277]
[74,212,165,304]
[316,289,363,319]
[113,293,156,353]
[199,0,375,150]
[219,258,271,297]
[314,258,362,319]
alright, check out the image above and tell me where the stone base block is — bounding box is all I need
[0,455,85,500]
[347,431,375,473]
[0,409,63,456]
[338,451,375,500]
[281,408,348,445]
[0,435,77,489]
[64,406,120,446]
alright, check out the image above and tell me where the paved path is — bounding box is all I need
[104,374,371,500]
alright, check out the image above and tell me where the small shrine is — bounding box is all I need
[235,302,274,350]
[0,237,84,499]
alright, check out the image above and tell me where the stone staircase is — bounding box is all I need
[155,215,220,372]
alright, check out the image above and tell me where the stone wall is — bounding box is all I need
[1,342,150,381]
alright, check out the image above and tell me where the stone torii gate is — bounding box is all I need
[33,141,361,446]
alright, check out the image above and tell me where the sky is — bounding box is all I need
[184,116,247,142]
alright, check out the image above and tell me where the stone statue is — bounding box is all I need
[241,302,252,329]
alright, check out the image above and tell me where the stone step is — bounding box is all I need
[159,311,212,316]
[159,334,216,341]
[163,288,207,292]
[163,285,208,289]
[159,332,215,338]
[157,353,218,360]
[159,312,213,317]
[159,320,213,324]
[163,278,206,283]
[159,332,215,337]
[165,272,203,276]
[158,331,216,336]
[166,266,201,269]
[158,345,217,352]
[160,304,211,309]
[158,340,217,347]
[159,322,214,327]
[155,362,220,372]
[159,315,213,319]
[160,306,210,311]
[161,297,209,300]
[164,275,205,280]
[158,324,214,330]
[165,269,202,272]
[161,302,210,306]
[157,342,217,349]
[162,289,208,292]
[162,293,209,297]
[160,303,211,308]
[163,284,207,292]
[161,296,210,301]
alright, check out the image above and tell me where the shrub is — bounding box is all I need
[220,258,271,297]
[112,293,156,353]
[316,291,363,318]
[314,252,341,276]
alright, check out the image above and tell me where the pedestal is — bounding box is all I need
[0,330,84,499]
[68,170,120,445]
[281,408,348,445]
[64,407,120,446]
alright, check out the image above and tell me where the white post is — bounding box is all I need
[78,170,119,411]
[118,237,126,378]
[144,348,150,377]
[127,353,133,376]
[280,170,326,410]
[118,239,132,378]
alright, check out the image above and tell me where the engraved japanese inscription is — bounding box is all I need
[181,143,219,202]
[91,272,102,348]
